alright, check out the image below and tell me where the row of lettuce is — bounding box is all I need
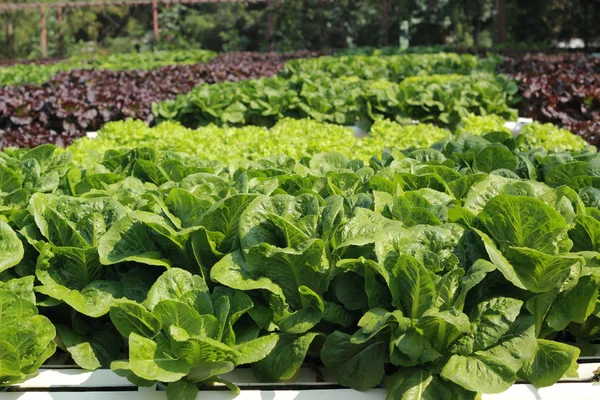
[1,128,600,399]
[2,51,592,153]
[0,51,489,88]
[499,53,600,145]
[149,52,598,147]
[152,53,517,131]
[0,50,218,87]
[0,51,319,149]
[70,117,588,165]
[1,50,597,150]
[152,71,518,132]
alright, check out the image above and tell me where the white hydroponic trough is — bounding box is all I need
[2,362,599,400]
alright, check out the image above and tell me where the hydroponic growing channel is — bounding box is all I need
[1,47,600,400]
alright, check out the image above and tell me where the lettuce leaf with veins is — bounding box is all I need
[0,221,24,273]
[321,253,534,395]
[238,193,321,250]
[110,269,279,400]
[0,288,56,385]
[478,194,571,254]
[211,239,330,334]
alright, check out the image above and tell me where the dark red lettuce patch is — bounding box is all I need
[500,53,600,146]
[0,51,319,149]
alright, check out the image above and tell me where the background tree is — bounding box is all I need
[0,0,599,60]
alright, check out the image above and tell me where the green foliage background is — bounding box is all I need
[1,0,599,60]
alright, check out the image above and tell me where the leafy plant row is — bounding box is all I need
[69,117,588,167]
[499,53,600,146]
[0,51,493,88]
[0,50,218,87]
[512,73,600,146]
[457,114,589,152]
[281,53,502,82]
[500,53,600,76]
[68,118,450,164]
[0,51,320,149]
[0,56,66,68]
[1,131,599,399]
[281,52,600,148]
[154,72,518,131]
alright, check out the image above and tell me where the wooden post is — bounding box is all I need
[496,0,506,44]
[40,5,48,58]
[153,1,159,41]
